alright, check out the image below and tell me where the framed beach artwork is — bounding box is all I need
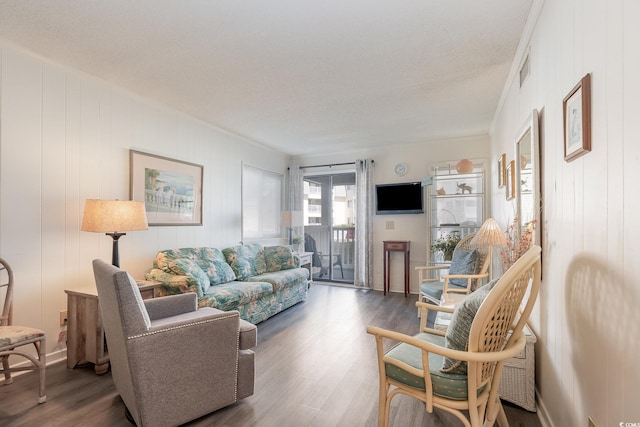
[563,73,591,162]
[130,149,203,226]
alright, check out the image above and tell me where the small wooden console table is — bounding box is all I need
[65,280,161,374]
[383,240,410,297]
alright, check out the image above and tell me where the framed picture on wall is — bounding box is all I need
[498,153,506,188]
[130,149,203,226]
[505,160,515,200]
[563,73,591,162]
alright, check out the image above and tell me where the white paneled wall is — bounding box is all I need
[490,0,640,425]
[0,43,287,361]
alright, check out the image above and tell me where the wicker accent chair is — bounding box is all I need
[368,245,541,427]
[416,232,490,310]
[92,259,257,426]
[0,257,47,403]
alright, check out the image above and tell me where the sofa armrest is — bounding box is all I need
[143,293,197,321]
[145,268,204,297]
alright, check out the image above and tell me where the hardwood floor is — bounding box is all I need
[0,283,541,427]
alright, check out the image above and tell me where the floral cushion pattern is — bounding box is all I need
[146,268,204,297]
[167,258,212,293]
[263,245,300,272]
[154,247,236,285]
[146,242,309,324]
[222,243,267,280]
[203,281,274,311]
[198,278,308,324]
[441,280,497,374]
[247,268,309,292]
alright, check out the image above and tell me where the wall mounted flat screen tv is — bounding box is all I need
[375,181,424,215]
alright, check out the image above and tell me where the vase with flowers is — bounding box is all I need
[431,232,461,261]
[500,218,536,272]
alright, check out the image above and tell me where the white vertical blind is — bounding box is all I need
[242,163,283,240]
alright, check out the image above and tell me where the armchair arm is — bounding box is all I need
[442,271,489,294]
[416,301,453,336]
[367,325,527,367]
[143,293,197,321]
[126,309,243,425]
[415,264,450,284]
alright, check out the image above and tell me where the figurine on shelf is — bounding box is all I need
[456,182,472,194]
[437,187,446,195]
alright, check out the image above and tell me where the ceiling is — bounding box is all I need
[0,1,533,157]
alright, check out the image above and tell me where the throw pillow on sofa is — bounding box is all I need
[264,246,298,272]
[168,258,212,293]
[189,247,237,285]
[223,243,267,280]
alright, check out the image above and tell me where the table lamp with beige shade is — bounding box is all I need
[81,199,148,267]
[470,217,507,281]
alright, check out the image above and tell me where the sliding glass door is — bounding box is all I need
[303,173,355,283]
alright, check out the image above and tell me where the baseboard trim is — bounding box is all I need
[536,388,553,427]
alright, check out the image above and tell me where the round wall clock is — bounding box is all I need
[394,162,408,177]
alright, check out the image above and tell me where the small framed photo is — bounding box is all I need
[563,73,591,162]
[505,160,516,200]
[130,149,203,226]
[498,153,506,188]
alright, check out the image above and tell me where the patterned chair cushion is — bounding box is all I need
[448,248,480,287]
[223,243,267,280]
[264,245,299,272]
[441,279,497,374]
[384,332,486,400]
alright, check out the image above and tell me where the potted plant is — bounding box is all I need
[292,235,304,253]
[431,232,461,261]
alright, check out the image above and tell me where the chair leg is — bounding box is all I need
[378,382,389,427]
[36,339,46,403]
[2,356,13,385]
[495,402,509,427]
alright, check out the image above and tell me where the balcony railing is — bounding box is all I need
[305,225,355,268]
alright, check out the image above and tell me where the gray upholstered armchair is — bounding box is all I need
[92,259,257,427]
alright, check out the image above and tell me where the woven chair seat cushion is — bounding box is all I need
[420,282,467,303]
[384,332,486,400]
[0,326,45,346]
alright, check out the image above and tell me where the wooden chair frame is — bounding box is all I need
[0,257,47,403]
[368,246,541,427]
[416,232,490,308]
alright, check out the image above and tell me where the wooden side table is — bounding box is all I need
[383,240,410,297]
[65,280,161,374]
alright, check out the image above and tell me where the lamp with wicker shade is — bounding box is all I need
[81,199,149,267]
[470,217,507,281]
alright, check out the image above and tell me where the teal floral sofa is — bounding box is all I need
[145,243,309,324]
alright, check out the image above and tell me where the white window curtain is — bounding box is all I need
[354,159,374,288]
